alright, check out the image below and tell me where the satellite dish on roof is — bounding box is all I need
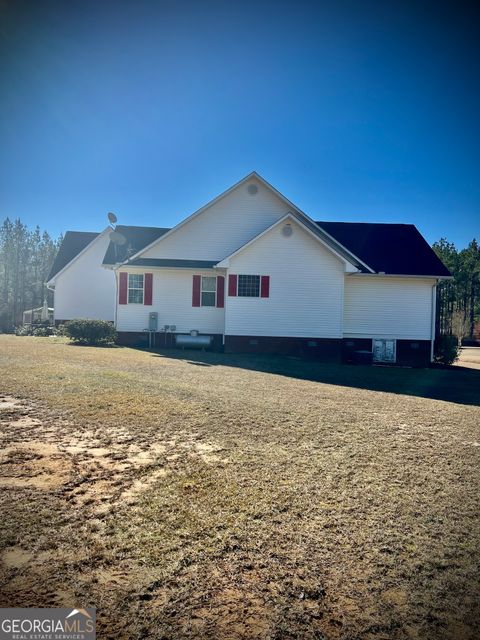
[107,212,118,224]
[110,230,126,245]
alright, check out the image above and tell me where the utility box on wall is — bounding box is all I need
[148,312,158,331]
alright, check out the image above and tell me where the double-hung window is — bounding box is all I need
[201,276,216,306]
[237,274,260,297]
[128,274,144,304]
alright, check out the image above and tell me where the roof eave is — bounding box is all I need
[348,272,453,279]
[122,171,370,270]
[216,213,361,271]
[123,172,263,262]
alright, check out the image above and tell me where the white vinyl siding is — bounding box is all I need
[53,231,116,322]
[116,269,224,334]
[344,276,434,340]
[225,219,345,338]
[140,177,291,261]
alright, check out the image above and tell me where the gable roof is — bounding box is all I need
[47,231,99,281]
[50,179,451,281]
[123,172,273,262]
[121,171,373,272]
[216,213,361,272]
[102,225,170,265]
[316,222,451,277]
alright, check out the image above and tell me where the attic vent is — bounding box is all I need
[282,223,293,237]
[247,184,258,195]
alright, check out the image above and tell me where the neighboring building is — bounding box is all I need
[48,172,451,365]
[22,306,54,325]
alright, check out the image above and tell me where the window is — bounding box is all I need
[201,276,216,306]
[128,274,144,304]
[237,274,260,297]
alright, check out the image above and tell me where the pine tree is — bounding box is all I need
[433,237,480,341]
[0,218,61,331]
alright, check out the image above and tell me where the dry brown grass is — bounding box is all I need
[0,335,479,639]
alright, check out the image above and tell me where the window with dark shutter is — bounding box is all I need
[238,274,260,297]
[260,275,270,298]
[128,274,144,304]
[192,275,201,307]
[228,274,237,296]
[144,273,153,305]
[119,272,128,304]
[201,276,216,306]
[216,275,225,308]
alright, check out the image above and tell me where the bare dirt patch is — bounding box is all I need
[1,547,33,569]
[0,336,479,639]
[0,397,22,411]
[0,443,71,490]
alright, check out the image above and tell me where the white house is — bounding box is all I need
[47,228,116,322]
[47,172,451,365]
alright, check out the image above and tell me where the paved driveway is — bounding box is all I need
[458,346,480,369]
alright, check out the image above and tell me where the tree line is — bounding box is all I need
[0,217,478,340]
[0,218,61,332]
[433,238,480,341]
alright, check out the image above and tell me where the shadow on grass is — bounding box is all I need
[66,342,121,348]
[144,348,480,407]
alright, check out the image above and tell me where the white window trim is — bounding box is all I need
[128,273,144,304]
[201,276,217,307]
[237,274,261,298]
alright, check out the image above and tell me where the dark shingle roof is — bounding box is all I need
[102,225,170,265]
[316,222,451,277]
[128,258,219,269]
[47,231,99,281]
[51,221,451,280]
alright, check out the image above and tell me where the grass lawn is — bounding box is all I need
[0,335,479,639]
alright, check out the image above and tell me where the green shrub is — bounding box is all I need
[15,323,56,337]
[64,319,116,346]
[434,335,460,365]
[32,325,56,337]
[14,324,34,336]
[55,323,68,336]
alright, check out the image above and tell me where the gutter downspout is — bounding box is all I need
[430,281,437,363]
[213,265,227,346]
[46,282,55,323]
[113,268,119,329]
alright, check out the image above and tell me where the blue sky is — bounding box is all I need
[0,0,478,247]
